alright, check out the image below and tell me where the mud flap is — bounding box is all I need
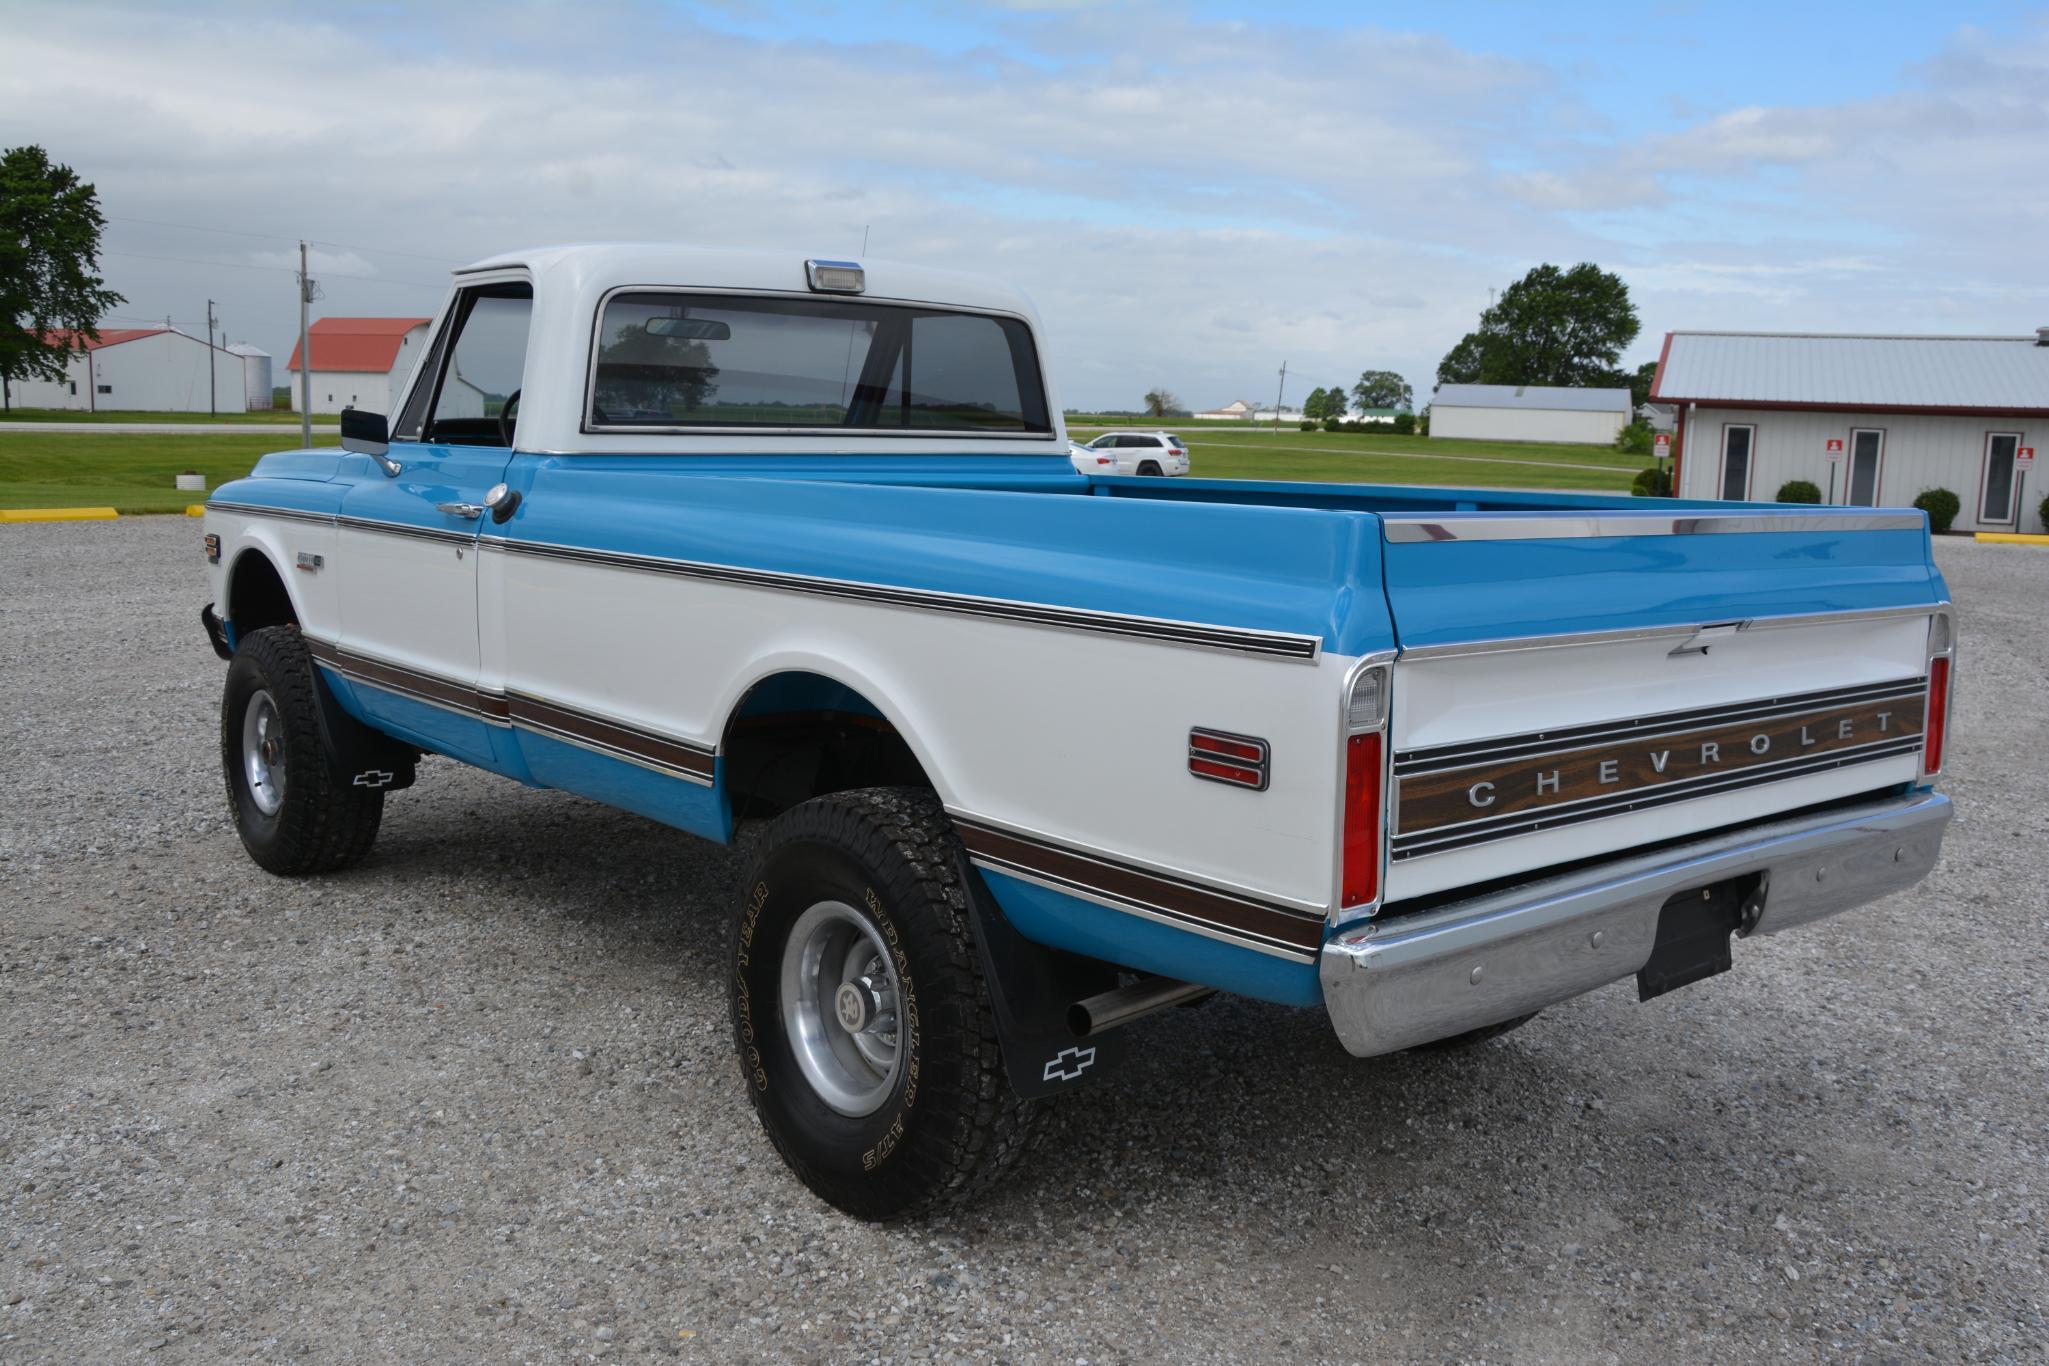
[958,861,1126,1100]
[1637,874,1764,1002]
[307,655,421,794]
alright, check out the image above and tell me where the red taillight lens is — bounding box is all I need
[1923,655,1950,775]
[1341,731,1383,907]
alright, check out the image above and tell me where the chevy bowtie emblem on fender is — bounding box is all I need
[1042,1045,1097,1083]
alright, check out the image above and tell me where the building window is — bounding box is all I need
[1979,432,2022,524]
[97,384,112,394]
[1718,424,1754,500]
[1845,428,1884,507]
[68,381,76,395]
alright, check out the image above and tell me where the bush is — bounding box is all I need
[1322,417,1343,434]
[1417,412,1429,436]
[1299,420,1318,431]
[1631,466,1672,498]
[1913,488,1961,534]
[1775,479,1823,504]
[1392,412,1416,435]
[1615,419,1654,456]
[2039,490,2048,532]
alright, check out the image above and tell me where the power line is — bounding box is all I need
[100,248,444,290]
[105,213,458,265]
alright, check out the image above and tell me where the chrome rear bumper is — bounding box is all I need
[1320,791,1951,1057]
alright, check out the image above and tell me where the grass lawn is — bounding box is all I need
[0,407,329,425]
[1071,425,1646,492]
[0,431,335,514]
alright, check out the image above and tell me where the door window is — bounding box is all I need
[1980,432,2021,523]
[393,282,534,445]
[1718,425,1753,500]
[1846,428,1883,506]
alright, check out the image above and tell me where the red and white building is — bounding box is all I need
[7,327,251,412]
[284,316,433,415]
[1655,329,2049,533]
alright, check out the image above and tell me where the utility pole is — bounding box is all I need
[1272,360,1288,431]
[297,241,315,449]
[206,299,218,415]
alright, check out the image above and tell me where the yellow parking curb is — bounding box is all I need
[1975,531,2049,546]
[0,506,119,522]
[186,505,207,517]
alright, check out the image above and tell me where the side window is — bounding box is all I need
[393,282,533,445]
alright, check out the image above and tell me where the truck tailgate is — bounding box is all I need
[1376,510,1947,902]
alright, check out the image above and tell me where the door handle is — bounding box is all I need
[436,501,484,520]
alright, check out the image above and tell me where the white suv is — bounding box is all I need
[1069,430,1190,476]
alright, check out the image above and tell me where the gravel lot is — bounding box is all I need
[2,517,2044,1363]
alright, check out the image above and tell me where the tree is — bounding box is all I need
[1352,369,1413,413]
[1143,388,1182,418]
[0,146,123,409]
[1302,386,1328,421]
[1433,263,1639,392]
[596,320,719,414]
[1629,359,1660,410]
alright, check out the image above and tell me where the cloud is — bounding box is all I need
[0,2,2042,406]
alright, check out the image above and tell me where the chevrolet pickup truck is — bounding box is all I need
[200,245,1955,1219]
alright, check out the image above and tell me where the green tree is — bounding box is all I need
[1630,359,1660,410]
[1352,369,1413,412]
[1302,386,1329,421]
[595,320,719,414]
[1434,263,1640,391]
[1143,388,1182,418]
[0,146,123,409]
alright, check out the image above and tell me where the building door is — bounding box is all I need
[1979,432,2021,524]
[1718,424,1753,500]
[1845,428,1884,506]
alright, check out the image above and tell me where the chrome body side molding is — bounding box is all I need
[1379,511,1926,544]
[1394,602,1946,662]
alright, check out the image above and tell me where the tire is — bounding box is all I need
[1411,1011,1540,1052]
[220,625,383,875]
[729,787,1037,1220]
[1137,460,1162,476]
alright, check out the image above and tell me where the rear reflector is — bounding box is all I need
[1190,728,1270,790]
[1341,731,1383,907]
[1923,655,1950,776]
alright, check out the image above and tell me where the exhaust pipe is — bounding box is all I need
[1068,977,1213,1037]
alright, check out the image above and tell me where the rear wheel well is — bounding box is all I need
[227,550,297,636]
[722,672,934,822]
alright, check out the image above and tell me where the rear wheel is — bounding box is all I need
[729,787,1038,1219]
[220,626,383,875]
[1137,460,1162,476]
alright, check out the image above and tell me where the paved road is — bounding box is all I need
[0,422,336,435]
[1,519,2043,1362]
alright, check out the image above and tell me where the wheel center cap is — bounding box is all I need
[834,982,872,1032]
[260,738,281,765]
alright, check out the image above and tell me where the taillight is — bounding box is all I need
[1922,611,1953,777]
[1340,664,1390,913]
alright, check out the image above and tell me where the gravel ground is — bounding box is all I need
[2,518,2044,1363]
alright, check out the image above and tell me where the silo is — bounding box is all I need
[228,343,272,411]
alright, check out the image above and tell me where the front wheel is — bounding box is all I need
[220,626,383,875]
[729,788,1038,1219]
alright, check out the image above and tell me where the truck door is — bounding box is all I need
[332,278,530,768]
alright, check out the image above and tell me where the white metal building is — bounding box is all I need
[284,316,432,415]
[1429,383,1632,444]
[6,327,249,412]
[1654,330,2049,533]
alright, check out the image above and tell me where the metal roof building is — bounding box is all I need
[284,316,433,416]
[1652,329,2049,533]
[1429,383,1632,444]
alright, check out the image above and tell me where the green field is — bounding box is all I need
[0,431,337,513]
[1073,426,1644,492]
[0,407,332,425]
[0,425,1646,515]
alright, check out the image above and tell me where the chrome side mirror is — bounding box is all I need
[484,482,522,525]
[340,407,402,477]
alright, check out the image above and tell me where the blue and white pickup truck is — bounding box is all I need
[200,245,1955,1219]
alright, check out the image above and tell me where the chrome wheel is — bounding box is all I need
[780,900,903,1117]
[241,688,286,817]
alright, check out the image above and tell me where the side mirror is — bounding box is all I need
[340,407,390,456]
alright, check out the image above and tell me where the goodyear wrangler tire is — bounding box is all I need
[729,787,1037,1220]
[221,625,383,875]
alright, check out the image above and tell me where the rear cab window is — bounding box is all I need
[587,292,1051,435]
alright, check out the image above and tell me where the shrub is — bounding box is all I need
[2039,490,2048,532]
[1615,419,1654,456]
[1417,412,1429,436]
[1322,416,1343,434]
[1299,420,1317,431]
[1912,488,1960,534]
[1631,466,1672,498]
[1392,412,1416,435]
[1775,479,1822,504]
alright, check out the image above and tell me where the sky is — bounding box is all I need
[2,0,2046,412]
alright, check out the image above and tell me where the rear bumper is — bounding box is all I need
[1319,790,1951,1056]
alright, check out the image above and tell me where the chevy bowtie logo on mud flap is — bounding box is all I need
[1042,1046,1097,1083]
